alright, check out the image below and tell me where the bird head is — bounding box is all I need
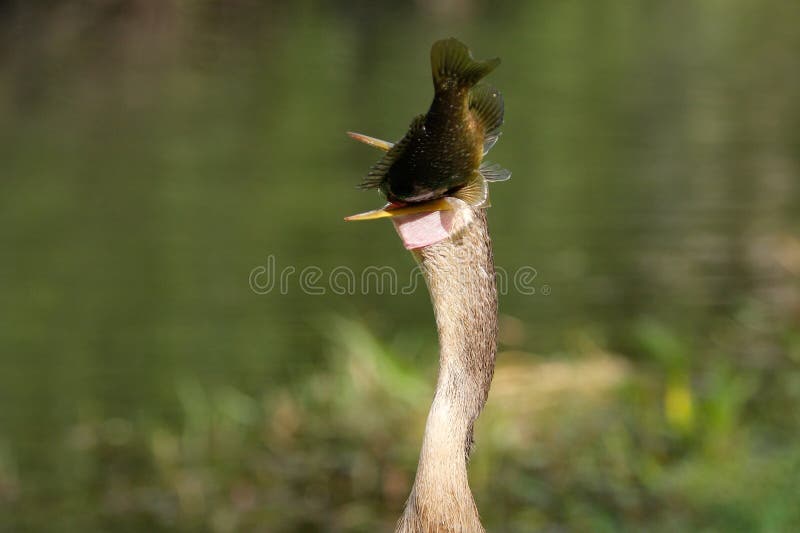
[344,131,474,250]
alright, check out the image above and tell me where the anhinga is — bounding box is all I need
[346,38,509,533]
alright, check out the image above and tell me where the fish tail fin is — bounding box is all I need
[431,38,500,91]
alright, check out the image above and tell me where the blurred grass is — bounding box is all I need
[2,307,799,531]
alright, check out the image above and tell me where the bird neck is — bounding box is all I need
[397,207,497,533]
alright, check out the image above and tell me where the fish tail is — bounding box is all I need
[430,38,500,91]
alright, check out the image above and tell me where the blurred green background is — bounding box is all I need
[1,1,800,531]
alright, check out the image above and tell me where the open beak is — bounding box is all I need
[345,197,457,221]
[346,130,456,221]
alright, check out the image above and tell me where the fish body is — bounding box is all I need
[359,38,510,207]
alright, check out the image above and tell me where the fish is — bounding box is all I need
[349,38,510,216]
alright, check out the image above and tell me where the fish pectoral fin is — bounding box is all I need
[483,132,500,155]
[470,84,504,140]
[452,172,489,208]
[479,161,512,182]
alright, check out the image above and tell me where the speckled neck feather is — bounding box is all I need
[395,207,498,533]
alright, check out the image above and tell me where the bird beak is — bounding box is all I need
[345,197,458,221]
[345,130,456,221]
[346,131,394,152]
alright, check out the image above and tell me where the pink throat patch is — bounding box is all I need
[391,209,456,250]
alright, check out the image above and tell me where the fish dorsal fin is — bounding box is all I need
[479,161,512,182]
[431,38,500,91]
[452,171,489,207]
[469,83,504,140]
[359,115,425,190]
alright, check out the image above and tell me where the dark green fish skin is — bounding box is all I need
[359,38,508,207]
[387,88,481,202]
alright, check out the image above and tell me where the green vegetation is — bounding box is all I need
[4,311,800,531]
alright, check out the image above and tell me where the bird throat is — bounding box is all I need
[391,209,457,250]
